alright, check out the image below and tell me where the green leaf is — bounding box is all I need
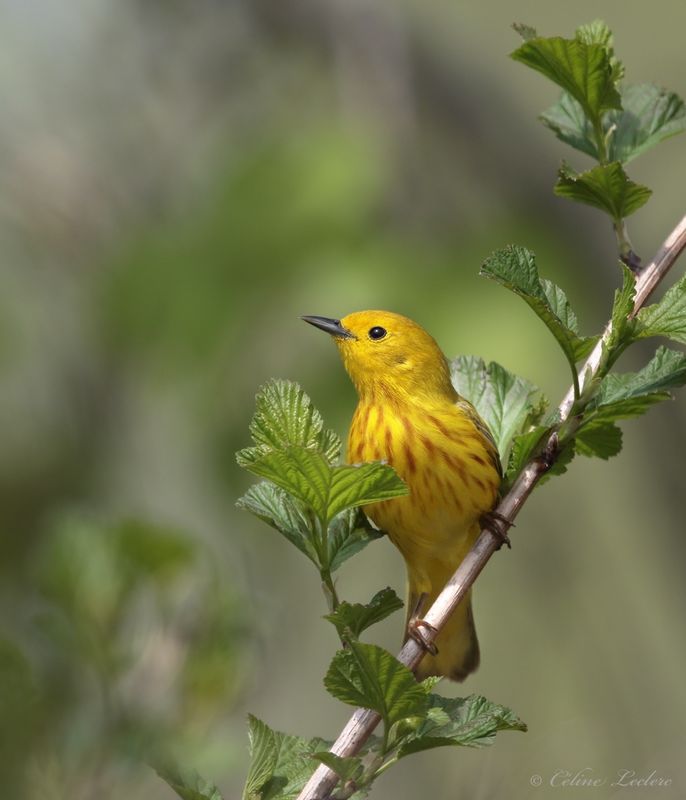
[236,482,319,566]
[327,508,384,572]
[324,642,428,729]
[451,355,545,465]
[608,84,686,164]
[590,346,686,420]
[324,587,403,641]
[480,245,597,377]
[394,694,526,759]
[240,447,332,521]
[575,421,623,459]
[504,425,549,485]
[634,273,686,345]
[242,715,328,800]
[237,379,340,467]
[554,162,652,221]
[609,265,637,348]
[240,446,407,527]
[237,481,387,573]
[575,19,612,47]
[310,752,363,784]
[326,462,408,521]
[511,35,621,125]
[155,765,224,800]
[243,716,279,800]
[541,84,686,164]
[541,91,597,159]
[575,19,623,82]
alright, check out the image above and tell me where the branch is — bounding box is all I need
[297,214,686,800]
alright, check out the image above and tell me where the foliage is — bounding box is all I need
[513,19,686,265]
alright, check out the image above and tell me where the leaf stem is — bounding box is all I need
[592,116,608,165]
[613,218,641,271]
[320,568,341,613]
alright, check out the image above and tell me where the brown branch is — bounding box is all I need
[297,213,686,800]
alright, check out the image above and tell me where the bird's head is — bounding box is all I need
[302,310,456,401]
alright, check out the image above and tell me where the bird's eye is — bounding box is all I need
[368,326,387,340]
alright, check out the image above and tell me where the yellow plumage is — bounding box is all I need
[303,310,501,680]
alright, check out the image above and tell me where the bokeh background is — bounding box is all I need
[2,2,686,798]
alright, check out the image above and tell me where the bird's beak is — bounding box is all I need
[301,315,356,339]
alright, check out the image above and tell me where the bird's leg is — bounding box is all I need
[480,510,514,550]
[407,592,439,656]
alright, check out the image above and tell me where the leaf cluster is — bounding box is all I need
[236,380,407,606]
[477,245,686,487]
[512,20,686,263]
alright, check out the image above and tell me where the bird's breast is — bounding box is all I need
[347,400,500,559]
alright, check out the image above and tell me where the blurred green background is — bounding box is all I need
[1,2,686,798]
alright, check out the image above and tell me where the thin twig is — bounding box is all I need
[297,214,686,800]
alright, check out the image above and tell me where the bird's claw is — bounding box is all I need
[481,510,514,550]
[407,618,439,656]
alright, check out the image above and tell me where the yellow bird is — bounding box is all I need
[303,310,502,681]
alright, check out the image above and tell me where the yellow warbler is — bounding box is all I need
[303,310,501,681]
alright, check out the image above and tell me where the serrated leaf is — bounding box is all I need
[481,246,597,377]
[324,642,428,729]
[575,421,623,459]
[451,354,544,466]
[590,346,686,421]
[555,162,652,221]
[243,715,328,800]
[327,462,408,521]
[512,22,537,41]
[240,446,407,527]
[394,694,526,759]
[327,507,384,572]
[609,265,637,348]
[324,587,403,641]
[237,379,341,467]
[241,447,332,521]
[608,84,686,164]
[635,273,686,345]
[541,91,597,157]
[511,36,621,125]
[575,19,612,47]
[542,84,686,165]
[310,752,363,784]
[243,716,279,800]
[541,279,585,341]
[155,765,224,800]
[236,482,319,566]
[575,19,623,82]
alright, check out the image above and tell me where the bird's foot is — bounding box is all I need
[407,617,439,656]
[480,510,514,550]
[407,593,439,655]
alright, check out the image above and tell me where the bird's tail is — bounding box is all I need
[405,578,480,682]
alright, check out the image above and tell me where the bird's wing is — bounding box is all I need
[455,397,503,479]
